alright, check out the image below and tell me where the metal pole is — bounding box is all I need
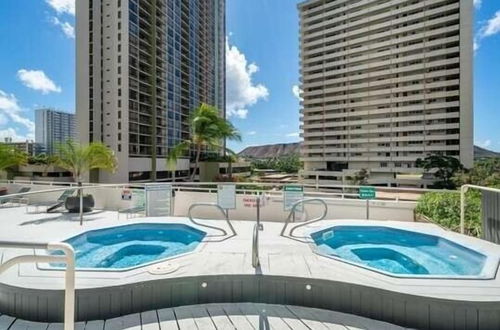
[366,199,369,220]
[460,185,466,234]
[256,196,260,226]
[79,184,83,226]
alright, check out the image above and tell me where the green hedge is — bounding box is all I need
[415,191,482,237]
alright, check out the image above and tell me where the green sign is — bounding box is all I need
[284,185,304,211]
[359,186,376,200]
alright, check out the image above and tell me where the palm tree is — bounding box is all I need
[0,144,27,172]
[167,103,241,181]
[56,140,117,185]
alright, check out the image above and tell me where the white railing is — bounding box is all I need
[460,184,500,234]
[0,180,429,225]
[0,241,75,330]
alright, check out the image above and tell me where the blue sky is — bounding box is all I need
[0,0,499,153]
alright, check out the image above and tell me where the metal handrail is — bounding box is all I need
[188,202,237,236]
[252,223,260,268]
[280,198,328,237]
[0,241,75,330]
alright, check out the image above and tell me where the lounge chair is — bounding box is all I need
[26,189,75,213]
[0,187,31,207]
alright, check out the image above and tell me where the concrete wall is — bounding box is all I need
[3,183,416,222]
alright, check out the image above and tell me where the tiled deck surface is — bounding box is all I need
[0,206,499,301]
[0,302,409,329]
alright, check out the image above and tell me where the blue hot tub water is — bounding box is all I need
[311,226,487,276]
[53,223,206,269]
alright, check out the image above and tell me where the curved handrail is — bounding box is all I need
[280,198,328,237]
[0,241,75,330]
[252,223,260,268]
[188,202,237,236]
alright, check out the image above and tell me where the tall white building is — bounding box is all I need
[76,0,226,183]
[298,0,473,186]
[35,108,76,155]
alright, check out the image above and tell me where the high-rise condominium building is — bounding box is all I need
[76,0,225,183]
[35,109,76,155]
[298,0,473,186]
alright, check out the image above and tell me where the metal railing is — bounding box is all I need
[280,198,328,237]
[188,203,237,236]
[0,241,75,330]
[252,196,263,268]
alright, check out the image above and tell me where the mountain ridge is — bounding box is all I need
[239,142,500,160]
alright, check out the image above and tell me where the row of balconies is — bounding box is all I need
[302,0,454,34]
[302,122,459,138]
[302,111,460,130]
[302,23,459,58]
[303,43,459,75]
[302,79,459,105]
[303,63,460,92]
[303,52,459,82]
[301,90,459,113]
[302,105,459,123]
[302,36,460,70]
[303,70,459,98]
[302,133,460,146]
[303,9,459,52]
[303,144,460,154]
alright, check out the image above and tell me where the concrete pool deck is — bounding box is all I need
[0,206,500,328]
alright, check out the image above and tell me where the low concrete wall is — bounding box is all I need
[0,275,498,329]
[174,191,416,222]
[3,184,416,222]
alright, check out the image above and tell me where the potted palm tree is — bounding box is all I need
[167,103,241,181]
[56,140,117,212]
[0,144,28,195]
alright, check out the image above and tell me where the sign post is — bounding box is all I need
[217,184,236,219]
[145,184,172,217]
[284,185,304,212]
[359,186,376,220]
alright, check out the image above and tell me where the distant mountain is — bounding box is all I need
[239,142,500,160]
[474,145,500,159]
[239,143,301,159]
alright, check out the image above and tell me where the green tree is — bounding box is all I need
[453,158,500,188]
[275,154,302,173]
[0,144,27,172]
[167,103,241,181]
[416,191,482,237]
[416,154,464,189]
[56,140,117,185]
[347,169,369,185]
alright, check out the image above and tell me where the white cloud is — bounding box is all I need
[474,38,480,52]
[226,39,269,119]
[52,17,75,38]
[0,128,33,142]
[481,11,500,37]
[46,0,75,15]
[0,113,8,126]
[0,90,35,138]
[292,85,303,101]
[247,131,257,136]
[474,0,482,9]
[478,139,492,148]
[17,69,62,94]
[286,132,300,138]
[231,109,249,119]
